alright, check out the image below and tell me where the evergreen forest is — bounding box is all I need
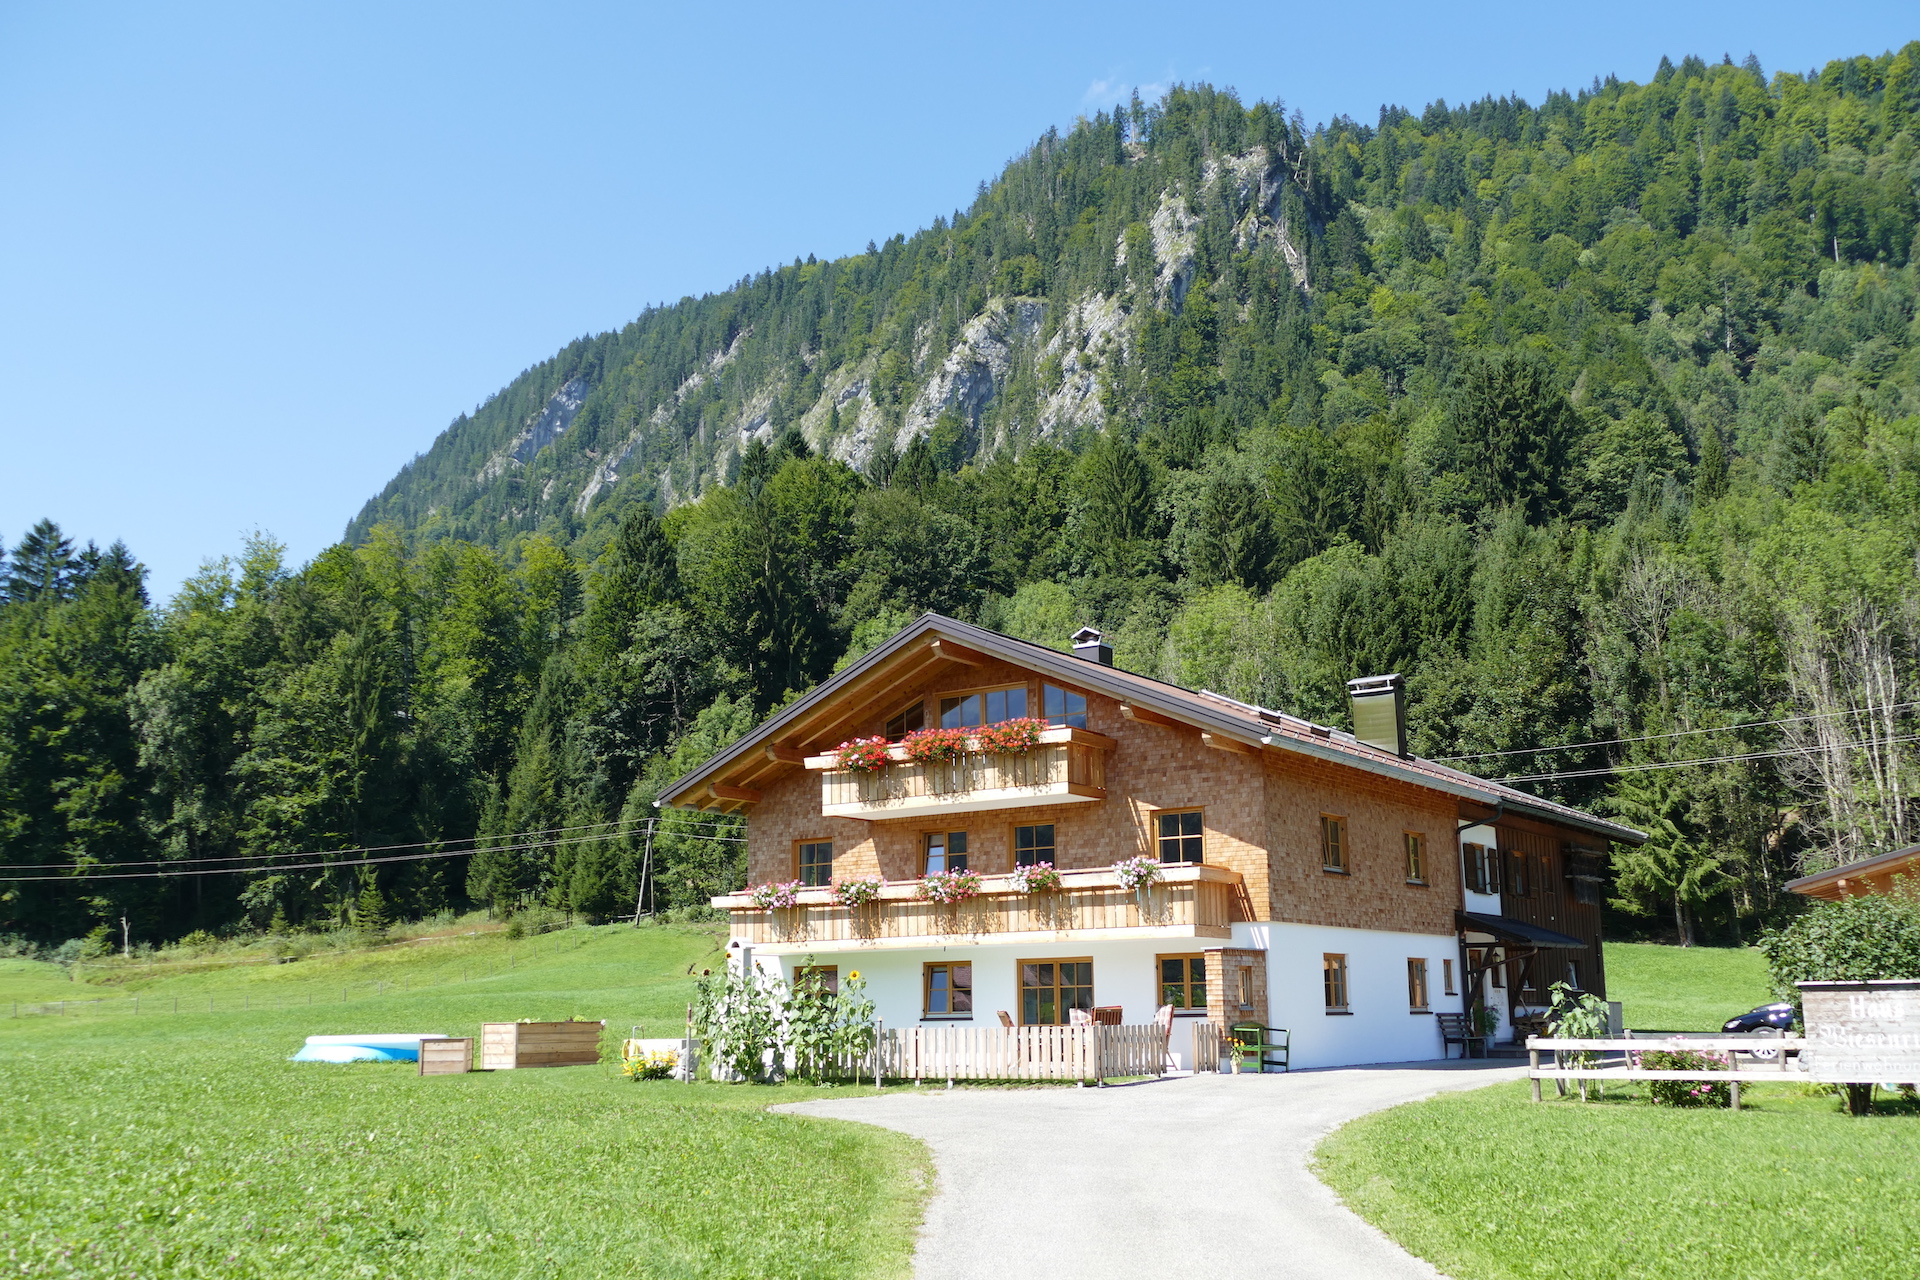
[6,48,1920,952]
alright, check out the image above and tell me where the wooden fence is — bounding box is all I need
[871,1022,1174,1084]
[1526,1034,1806,1109]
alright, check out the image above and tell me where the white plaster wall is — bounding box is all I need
[1235,921,1466,1069]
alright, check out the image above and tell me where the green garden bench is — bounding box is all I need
[1229,1022,1290,1073]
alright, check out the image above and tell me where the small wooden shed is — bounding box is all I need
[480,1020,604,1070]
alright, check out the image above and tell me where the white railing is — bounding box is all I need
[1526,1034,1806,1108]
[874,1022,1169,1084]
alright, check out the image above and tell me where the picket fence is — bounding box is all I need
[869,1022,1179,1084]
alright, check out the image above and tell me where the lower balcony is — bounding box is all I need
[712,863,1245,954]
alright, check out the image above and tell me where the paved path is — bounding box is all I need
[780,1061,1523,1280]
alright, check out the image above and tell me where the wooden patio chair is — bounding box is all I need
[1091,1005,1124,1026]
[1069,1008,1093,1026]
[1153,1004,1177,1071]
[996,1010,1013,1028]
[1443,1013,1482,1059]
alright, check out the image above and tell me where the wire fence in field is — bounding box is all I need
[8,923,615,1020]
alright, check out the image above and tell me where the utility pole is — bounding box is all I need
[631,818,656,927]
[120,916,130,958]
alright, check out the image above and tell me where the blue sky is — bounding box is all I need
[1,1,1911,599]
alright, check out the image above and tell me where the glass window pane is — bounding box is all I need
[1180,811,1202,836]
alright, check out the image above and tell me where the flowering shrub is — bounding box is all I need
[749,880,803,910]
[832,876,883,907]
[902,726,972,765]
[917,869,983,904]
[1112,855,1163,891]
[1635,1048,1731,1107]
[976,717,1047,755]
[622,1049,678,1081]
[1008,862,1062,893]
[834,736,892,773]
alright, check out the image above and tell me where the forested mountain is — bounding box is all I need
[6,48,1920,952]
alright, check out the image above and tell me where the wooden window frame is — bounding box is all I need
[795,839,834,888]
[1323,953,1350,1012]
[1155,808,1205,866]
[1156,952,1207,1014]
[922,961,973,1020]
[1041,681,1089,729]
[1407,958,1430,1012]
[1013,822,1056,869]
[923,830,968,875]
[796,964,839,995]
[1404,831,1427,885]
[1236,966,1254,1010]
[1320,815,1348,874]
[1443,958,1456,996]
[937,682,1033,730]
[1017,956,1094,1026]
[883,699,926,740]
[1506,847,1530,897]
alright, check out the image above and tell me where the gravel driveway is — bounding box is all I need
[780,1060,1522,1280]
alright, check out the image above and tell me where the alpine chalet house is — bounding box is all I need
[660,615,1642,1069]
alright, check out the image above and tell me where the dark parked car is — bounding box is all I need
[1722,1002,1795,1034]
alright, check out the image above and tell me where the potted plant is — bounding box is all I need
[901,726,971,766]
[1008,862,1062,894]
[1112,855,1162,891]
[833,736,891,773]
[917,869,982,904]
[832,876,883,907]
[749,880,803,910]
[976,716,1047,755]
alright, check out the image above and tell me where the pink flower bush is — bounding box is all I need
[917,869,982,904]
[1008,862,1062,893]
[748,880,803,910]
[832,876,883,907]
[1112,855,1163,891]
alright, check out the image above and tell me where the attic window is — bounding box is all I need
[884,702,925,740]
[940,686,1027,729]
[1043,683,1087,729]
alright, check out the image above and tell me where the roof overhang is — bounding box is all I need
[1458,912,1585,949]
[1784,843,1920,900]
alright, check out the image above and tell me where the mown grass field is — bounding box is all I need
[0,922,928,1279]
[1320,943,1918,1279]
[1317,1081,1920,1280]
[1604,941,1773,1031]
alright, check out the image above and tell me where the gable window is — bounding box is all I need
[797,840,834,887]
[1506,847,1530,897]
[1043,683,1087,728]
[1323,954,1350,1011]
[924,831,968,875]
[940,685,1027,729]
[1158,954,1206,1012]
[1020,958,1093,1025]
[884,701,925,740]
[1014,823,1055,867]
[924,963,972,1018]
[1404,832,1427,884]
[1407,959,1430,1011]
[1321,815,1348,873]
[796,965,839,995]
[1157,810,1204,865]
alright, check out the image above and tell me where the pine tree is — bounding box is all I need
[6,519,77,603]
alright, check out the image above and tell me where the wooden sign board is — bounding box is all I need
[1798,980,1920,1083]
[418,1037,473,1075]
[480,1020,604,1070]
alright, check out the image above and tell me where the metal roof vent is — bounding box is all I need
[1071,627,1113,666]
[1347,673,1408,758]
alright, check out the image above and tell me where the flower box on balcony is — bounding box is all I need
[802,725,1116,820]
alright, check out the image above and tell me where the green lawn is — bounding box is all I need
[1604,941,1773,1031]
[1317,1081,1920,1280]
[0,923,928,1279]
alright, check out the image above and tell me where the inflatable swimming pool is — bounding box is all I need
[290,1033,449,1063]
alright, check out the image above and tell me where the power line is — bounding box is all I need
[1,813,746,872]
[0,824,746,884]
[1438,701,1919,763]
[1493,732,1920,785]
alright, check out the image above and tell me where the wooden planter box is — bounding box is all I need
[480,1021,604,1070]
[418,1036,473,1075]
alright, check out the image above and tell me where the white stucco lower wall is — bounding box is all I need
[735,917,1466,1071]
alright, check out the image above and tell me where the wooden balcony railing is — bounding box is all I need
[713,863,1242,952]
[805,726,1113,820]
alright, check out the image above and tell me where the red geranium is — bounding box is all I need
[902,726,971,765]
[976,717,1047,755]
[834,736,892,773]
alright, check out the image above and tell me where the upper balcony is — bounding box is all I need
[804,726,1115,821]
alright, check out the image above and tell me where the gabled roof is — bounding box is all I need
[658,613,1645,845]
